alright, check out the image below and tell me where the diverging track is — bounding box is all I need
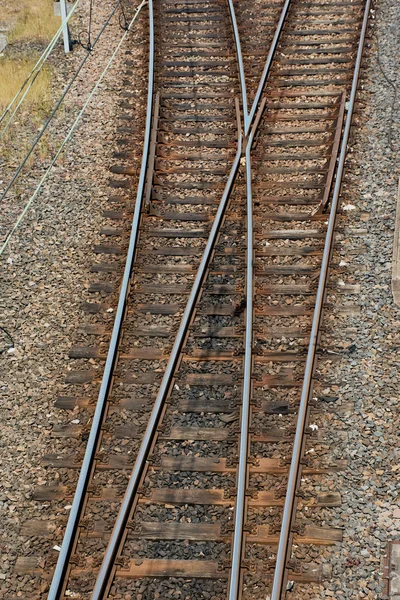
[32,0,372,598]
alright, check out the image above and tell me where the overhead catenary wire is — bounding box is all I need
[0,326,14,354]
[0,0,148,258]
[87,0,94,48]
[77,0,95,50]
[0,0,81,131]
[119,0,129,30]
[0,0,122,207]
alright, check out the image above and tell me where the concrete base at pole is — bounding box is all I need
[0,32,8,52]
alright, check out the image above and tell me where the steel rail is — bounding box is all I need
[228,97,266,600]
[227,0,294,591]
[246,0,291,136]
[270,1,372,597]
[226,0,292,136]
[88,1,255,591]
[46,1,154,597]
[226,0,249,126]
[91,103,244,599]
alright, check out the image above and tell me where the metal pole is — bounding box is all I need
[60,0,72,53]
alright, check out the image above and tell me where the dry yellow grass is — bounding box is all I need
[0,58,52,113]
[6,0,60,43]
[0,1,20,29]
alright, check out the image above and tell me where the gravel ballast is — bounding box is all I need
[0,0,399,598]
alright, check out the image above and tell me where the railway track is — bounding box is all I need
[19,0,372,598]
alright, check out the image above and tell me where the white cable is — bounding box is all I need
[0,0,81,136]
[0,0,147,257]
